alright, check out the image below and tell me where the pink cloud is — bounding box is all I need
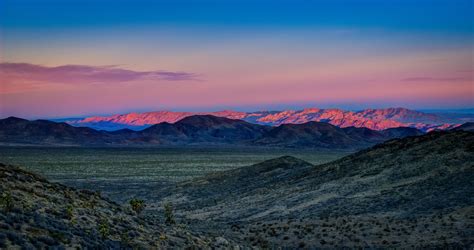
[0,63,199,84]
[401,76,471,82]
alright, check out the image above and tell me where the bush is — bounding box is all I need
[65,205,74,220]
[129,199,145,214]
[85,199,98,209]
[164,203,175,225]
[37,235,56,246]
[98,219,110,239]
[0,192,13,212]
[120,232,130,246]
[49,231,69,244]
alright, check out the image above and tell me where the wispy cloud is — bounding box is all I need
[0,63,199,84]
[401,76,471,82]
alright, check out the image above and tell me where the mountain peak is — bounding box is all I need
[1,116,28,123]
[176,114,240,126]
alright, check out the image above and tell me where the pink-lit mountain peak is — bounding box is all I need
[66,107,471,132]
[80,110,246,127]
[355,107,438,121]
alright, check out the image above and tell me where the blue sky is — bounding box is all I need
[1,0,473,33]
[0,0,473,118]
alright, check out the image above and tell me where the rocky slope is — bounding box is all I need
[66,107,471,131]
[0,164,235,248]
[0,115,425,149]
[151,130,474,248]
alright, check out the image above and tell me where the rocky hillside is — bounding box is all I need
[0,163,235,248]
[66,107,471,131]
[152,130,474,248]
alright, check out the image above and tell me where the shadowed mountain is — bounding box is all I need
[0,115,424,149]
[0,117,120,146]
[254,122,365,149]
[253,122,423,149]
[153,130,474,248]
[379,126,424,138]
[139,115,271,145]
[452,122,474,132]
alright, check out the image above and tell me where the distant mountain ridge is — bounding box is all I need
[0,115,435,149]
[65,107,471,131]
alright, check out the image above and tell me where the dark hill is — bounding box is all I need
[0,117,116,146]
[453,122,474,132]
[154,131,474,248]
[380,126,424,138]
[140,115,271,145]
[0,163,234,248]
[254,122,364,149]
[253,122,423,149]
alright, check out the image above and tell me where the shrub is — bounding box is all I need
[129,199,145,215]
[159,234,167,240]
[85,199,98,209]
[98,219,110,239]
[36,235,56,246]
[49,231,68,244]
[65,205,74,220]
[0,192,13,212]
[120,232,130,246]
[164,202,175,225]
[64,190,72,200]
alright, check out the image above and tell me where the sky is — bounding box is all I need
[0,0,473,118]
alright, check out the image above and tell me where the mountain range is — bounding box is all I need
[65,107,473,131]
[0,115,428,149]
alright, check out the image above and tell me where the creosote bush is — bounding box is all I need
[120,232,130,246]
[129,198,146,215]
[164,202,175,225]
[98,219,110,239]
[66,204,74,220]
[0,192,13,212]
